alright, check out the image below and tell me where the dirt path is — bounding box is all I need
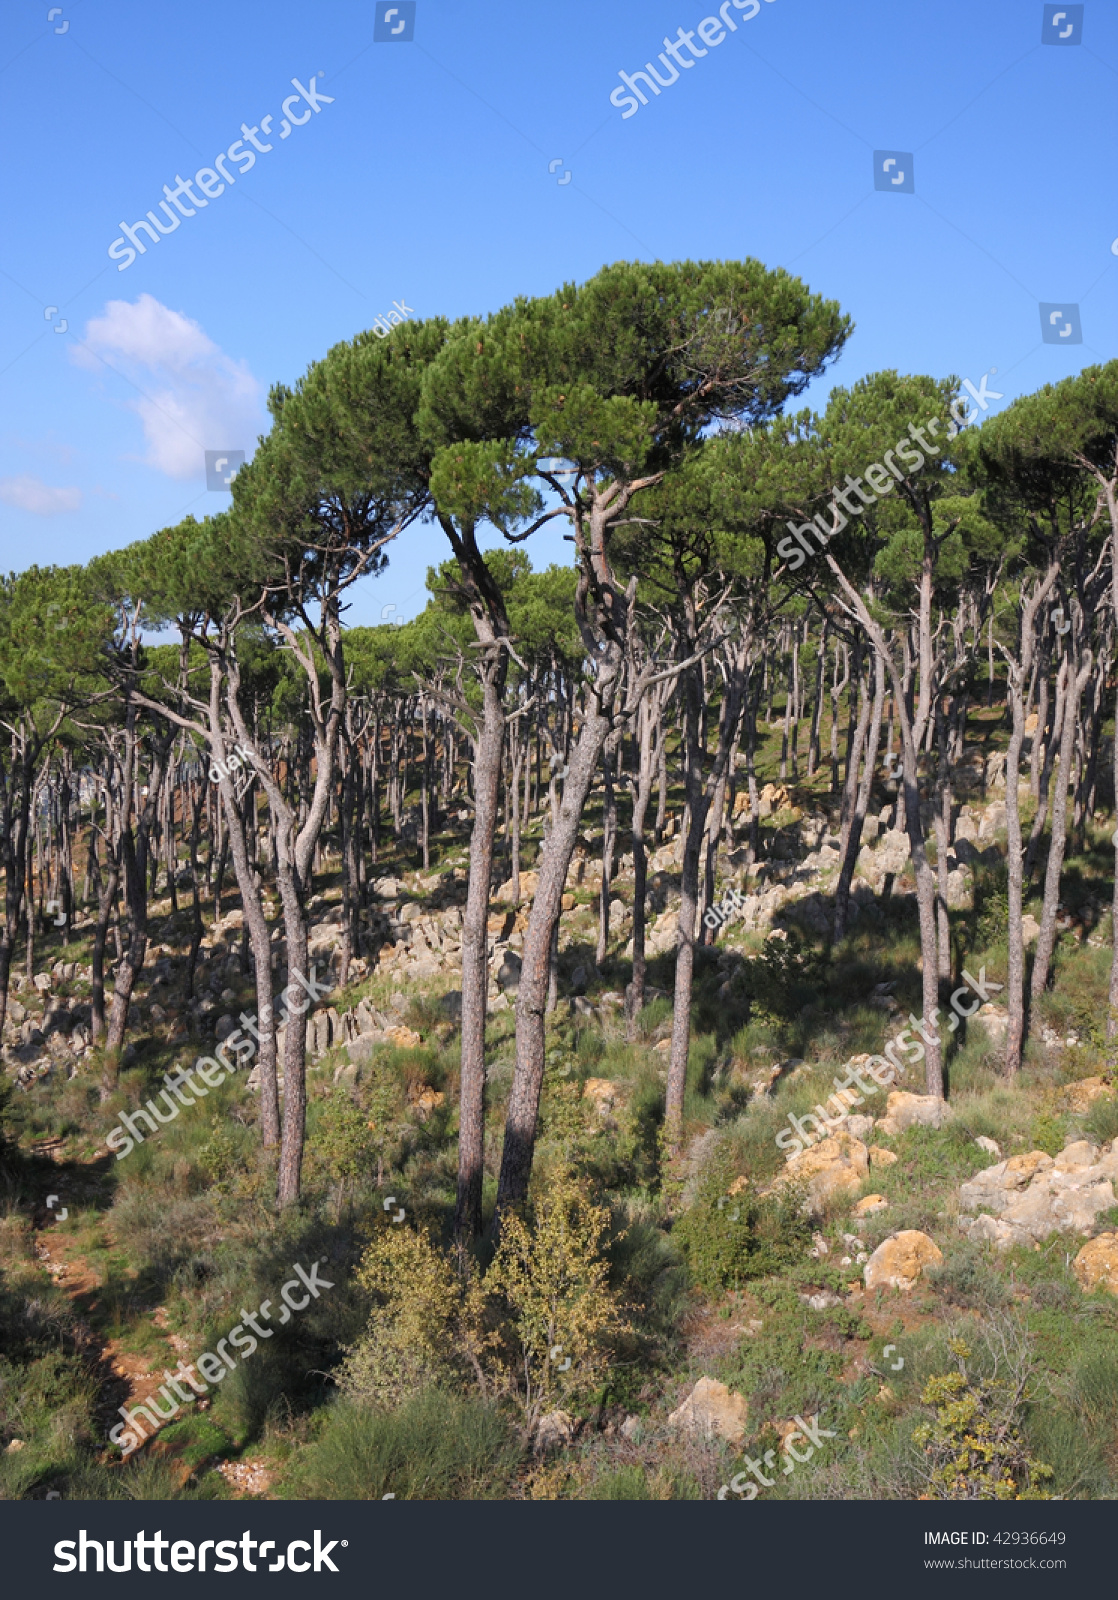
[27,1147,274,1496]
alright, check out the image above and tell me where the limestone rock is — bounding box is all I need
[975,1136,1002,1157]
[408,1085,445,1120]
[496,870,539,903]
[799,1291,843,1311]
[582,1078,620,1117]
[667,1376,748,1446]
[386,1025,422,1050]
[534,1410,577,1453]
[864,1230,943,1292]
[495,951,522,994]
[958,1143,1118,1248]
[945,868,971,909]
[774,1131,869,1206]
[875,1091,953,1137]
[976,1003,1008,1044]
[1059,1076,1112,1114]
[869,1145,898,1168]
[874,829,911,877]
[1073,1234,1118,1296]
[854,1194,888,1216]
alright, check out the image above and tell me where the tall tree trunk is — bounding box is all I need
[665,633,747,1149]
[833,648,884,941]
[455,671,506,1238]
[497,689,614,1216]
[596,730,621,968]
[932,696,953,984]
[1004,570,1059,1076]
[625,691,660,1039]
[106,713,171,1052]
[1032,647,1090,997]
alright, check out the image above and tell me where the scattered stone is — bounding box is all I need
[773,1131,869,1206]
[667,1376,748,1447]
[868,1145,898,1169]
[976,1003,1009,1045]
[582,1078,619,1117]
[408,1085,445,1120]
[496,870,539,902]
[495,952,522,994]
[958,1143,1118,1248]
[799,1291,843,1311]
[975,1136,1002,1157]
[216,1458,274,1497]
[875,1091,953,1137]
[535,1410,577,1453]
[863,1230,943,1292]
[1059,1077,1112,1114]
[1072,1234,1118,1296]
[854,1194,888,1216]
[386,1025,422,1051]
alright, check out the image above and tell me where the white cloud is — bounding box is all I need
[0,475,82,514]
[73,294,263,480]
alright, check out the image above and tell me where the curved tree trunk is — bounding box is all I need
[497,688,614,1218]
[454,672,506,1238]
[1032,647,1090,998]
[834,648,885,941]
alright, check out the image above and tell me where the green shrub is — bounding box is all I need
[912,1337,1054,1500]
[729,931,827,1025]
[1085,1093,1118,1148]
[673,1165,812,1295]
[283,1391,520,1500]
[593,1463,652,1499]
[1029,1112,1068,1158]
[926,1241,1009,1311]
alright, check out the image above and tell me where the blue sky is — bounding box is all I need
[1,0,1114,625]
